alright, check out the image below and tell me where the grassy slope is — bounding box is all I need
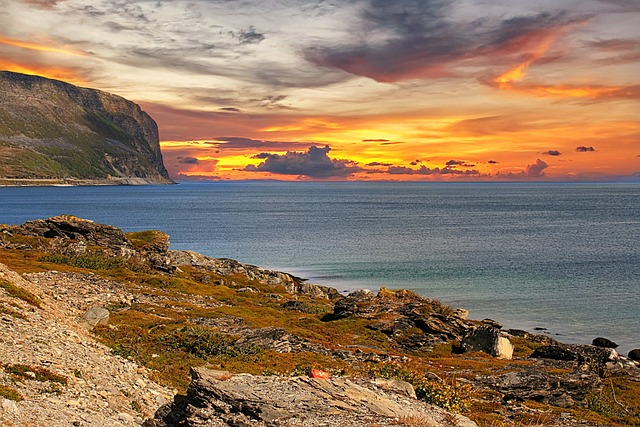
[0,236,638,427]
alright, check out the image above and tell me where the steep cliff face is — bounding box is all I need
[0,71,173,184]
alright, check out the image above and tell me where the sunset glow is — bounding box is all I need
[1,0,638,181]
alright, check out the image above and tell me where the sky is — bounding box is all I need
[1,0,639,181]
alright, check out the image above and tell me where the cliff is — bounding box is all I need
[1,216,639,426]
[0,71,173,185]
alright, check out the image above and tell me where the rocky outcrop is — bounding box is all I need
[144,367,477,427]
[479,366,601,408]
[0,216,338,300]
[325,288,474,351]
[167,250,340,300]
[0,71,173,185]
[530,344,625,377]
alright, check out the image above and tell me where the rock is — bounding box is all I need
[461,325,514,359]
[530,344,620,376]
[592,337,618,348]
[1,398,19,414]
[629,349,640,361]
[80,306,110,330]
[144,367,477,427]
[480,366,601,407]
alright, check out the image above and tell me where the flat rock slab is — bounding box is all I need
[145,367,477,426]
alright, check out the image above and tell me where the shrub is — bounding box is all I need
[158,326,261,359]
[367,362,471,413]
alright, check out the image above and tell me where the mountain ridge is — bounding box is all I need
[0,71,173,185]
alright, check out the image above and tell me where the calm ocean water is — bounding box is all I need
[1,182,638,354]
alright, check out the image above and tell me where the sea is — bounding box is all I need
[1,181,638,354]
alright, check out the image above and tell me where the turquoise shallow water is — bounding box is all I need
[1,181,638,354]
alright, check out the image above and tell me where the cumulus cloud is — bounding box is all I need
[543,150,561,156]
[576,146,595,152]
[244,145,360,178]
[525,159,548,177]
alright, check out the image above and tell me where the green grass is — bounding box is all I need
[0,279,41,307]
[38,253,127,270]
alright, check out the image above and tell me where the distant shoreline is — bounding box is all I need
[0,177,175,187]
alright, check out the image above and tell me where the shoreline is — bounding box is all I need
[0,177,175,186]
[277,266,637,357]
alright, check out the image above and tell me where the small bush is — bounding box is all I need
[0,384,23,401]
[158,326,261,359]
[367,362,471,413]
[0,279,41,307]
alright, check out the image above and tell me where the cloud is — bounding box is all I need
[306,1,582,83]
[576,146,595,152]
[235,26,265,45]
[367,161,393,167]
[446,159,476,167]
[387,165,481,176]
[543,150,561,156]
[21,0,64,9]
[219,107,241,113]
[525,159,548,177]
[177,156,200,164]
[244,145,360,178]
[488,160,499,164]
[362,138,390,142]
[210,137,311,151]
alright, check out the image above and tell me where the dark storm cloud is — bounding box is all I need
[306,1,584,82]
[244,145,361,178]
[576,146,595,152]
[543,150,561,156]
[209,137,310,151]
[525,159,548,177]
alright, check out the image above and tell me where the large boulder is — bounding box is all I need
[461,325,514,359]
[592,337,618,348]
[80,306,110,330]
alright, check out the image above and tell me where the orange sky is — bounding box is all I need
[1,0,639,181]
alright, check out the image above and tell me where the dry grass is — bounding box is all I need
[0,278,41,307]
